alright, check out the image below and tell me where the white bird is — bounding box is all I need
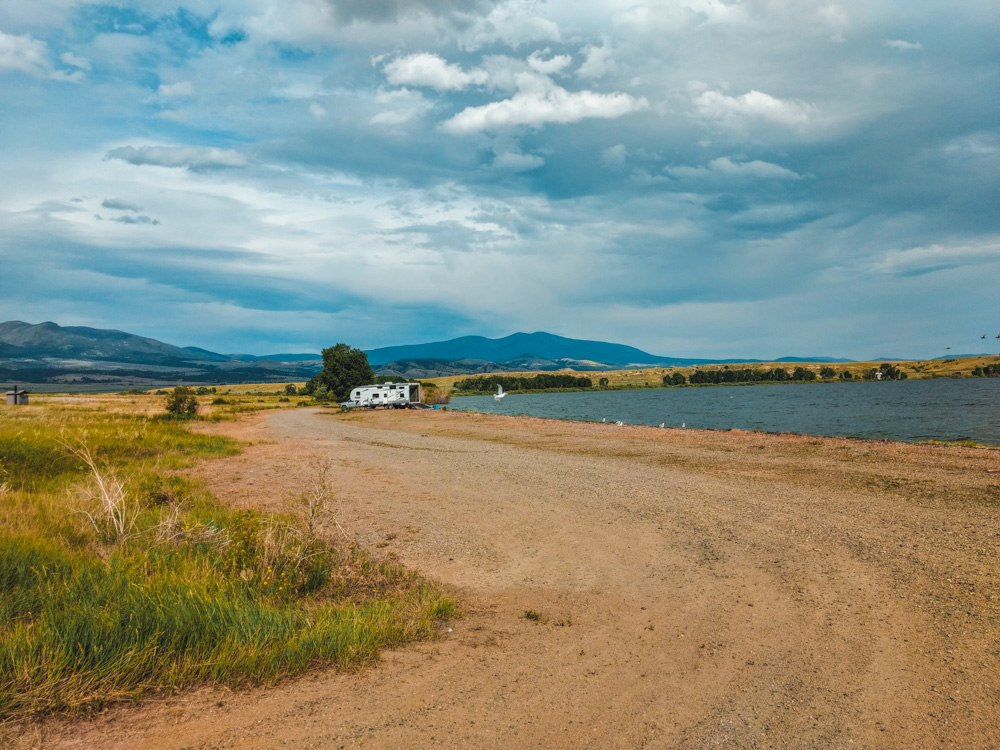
[494,384,506,402]
[659,423,665,428]
[602,417,606,422]
[681,423,685,428]
[615,420,624,426]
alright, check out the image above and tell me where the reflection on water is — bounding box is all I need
[453,378,1000,446]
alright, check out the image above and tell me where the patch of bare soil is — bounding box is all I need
[17,408,1000,748]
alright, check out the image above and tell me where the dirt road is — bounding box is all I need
[31,407,1000,748]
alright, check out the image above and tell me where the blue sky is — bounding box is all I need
[0,1,997,359]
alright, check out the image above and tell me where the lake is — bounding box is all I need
[451,378,1000,446]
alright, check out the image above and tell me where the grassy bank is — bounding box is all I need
[0,398,454,720]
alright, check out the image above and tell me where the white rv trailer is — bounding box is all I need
[344,382,423,409]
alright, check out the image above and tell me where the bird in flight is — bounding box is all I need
[494,384,506,402]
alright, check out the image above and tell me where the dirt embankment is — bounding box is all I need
[24,408,1000,748]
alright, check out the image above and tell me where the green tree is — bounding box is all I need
[284,383,298,396]
[599,377,610,387]
[819,366,836,379]
[304,343,375,402]
[164,386,198,417]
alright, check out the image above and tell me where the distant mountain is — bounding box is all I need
[0,320,218,366]
[366,332,704,368]
[0,321,322,387]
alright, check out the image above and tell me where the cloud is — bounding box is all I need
[490,151,544,171]
[0,29,50,76]
[158,81,195,97]
[441,74,648,133]
[577,41,614,80]
[692,88,815,132]
[601,144,627,168]
[883,39,923,52]
[59,51,91,72]
[527,50,572,75]
[0,28,82,81]
[111,215,160,225]
[101,199,142,212]
[331,0,485,26]
[667,157,803,181]
[459,0,561,50]
[382,52,487,91]
[105,146,249,170]
[869,240,1000,277]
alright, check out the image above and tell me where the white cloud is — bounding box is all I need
[370,86,432,126]
[382,52,488,91]
[883,39,923,52]
[693,88,815,131]
[527,49,572,75]
[0,29,50,76]
[459,0,561,51]
[667,156,803,180]
[105,145,249,170]
[491,151,545,171]
[158,81,195,97]
[0,28,82,80]
[577,41,614,80]
[601,144,627,167]
[870,240,1000,276]
[442,74,648,134]
[817,3,849,40]
[59,51,91,71]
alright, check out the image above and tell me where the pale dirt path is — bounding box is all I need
[22,407,1000,749]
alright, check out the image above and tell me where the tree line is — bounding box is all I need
[674,363,907,386]
[454,373,593,393]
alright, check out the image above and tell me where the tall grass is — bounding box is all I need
[0,401,455,720]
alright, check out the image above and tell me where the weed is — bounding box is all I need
[0,397,455,721]
[524,609,542,621]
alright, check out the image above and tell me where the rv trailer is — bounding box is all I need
[342,382,422,409]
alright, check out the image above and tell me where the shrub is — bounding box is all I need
[164,387,198,417]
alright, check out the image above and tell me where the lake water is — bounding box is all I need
[452,378,1000,446]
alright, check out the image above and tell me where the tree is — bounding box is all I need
[819,366,836,379]
[164,386,198,417]
[284,383,298,396]
[599,377,609,387]
[304,343,375,402]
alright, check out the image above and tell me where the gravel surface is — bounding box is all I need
[22,407,1000,749]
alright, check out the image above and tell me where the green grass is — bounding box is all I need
[0,400,455,720]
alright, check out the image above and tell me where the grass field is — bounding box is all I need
[0,393,454,721]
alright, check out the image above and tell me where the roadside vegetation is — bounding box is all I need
[0,396,454,721]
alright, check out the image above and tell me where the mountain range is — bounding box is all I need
[0,320,857,387]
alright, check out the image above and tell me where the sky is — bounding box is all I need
[0,0,997,360]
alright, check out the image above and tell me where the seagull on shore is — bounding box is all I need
[494,384,506,402]
[659,423,665,428]
[615,420,624,426]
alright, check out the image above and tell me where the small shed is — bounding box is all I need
[6,386,29,405]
